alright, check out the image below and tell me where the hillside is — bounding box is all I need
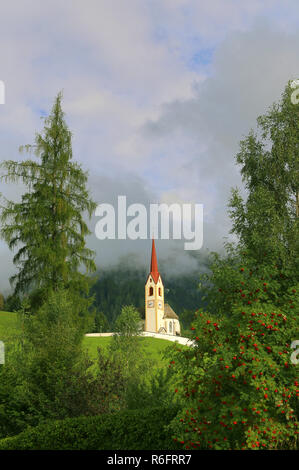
[0,311,18,341]
[90,265,207,328]
[0,311,177,367]
[83,335,175,367]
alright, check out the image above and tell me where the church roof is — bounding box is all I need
[163,303,179,320]
[150,239,160,284]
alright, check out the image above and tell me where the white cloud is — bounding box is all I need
[0,1,299,291]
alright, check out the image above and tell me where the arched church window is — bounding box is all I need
[149,287,153,296]
[158,288,161,296]
[169,321,172,333]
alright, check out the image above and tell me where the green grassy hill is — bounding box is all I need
[0,311,176,366]
[83,335,173,366]
[0,311,18,341]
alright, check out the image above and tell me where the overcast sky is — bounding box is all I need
[0,0,299,293]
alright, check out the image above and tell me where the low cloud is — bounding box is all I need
[0,3,299,293]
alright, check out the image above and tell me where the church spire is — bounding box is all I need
[150,238,160,284]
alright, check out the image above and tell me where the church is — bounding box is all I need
[145,239,181,336]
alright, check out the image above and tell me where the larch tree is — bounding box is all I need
[0,92,97,305]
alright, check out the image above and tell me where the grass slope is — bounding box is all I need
[0,311,18,341]
[83,336,174,366]
[0,311,177,366]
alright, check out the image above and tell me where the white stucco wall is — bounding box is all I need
[85,331,195,347]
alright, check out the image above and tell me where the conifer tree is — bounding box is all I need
[0,92,96,302]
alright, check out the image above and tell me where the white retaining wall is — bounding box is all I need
[85,331,195,346]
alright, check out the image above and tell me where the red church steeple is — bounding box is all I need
[150,239,160,284]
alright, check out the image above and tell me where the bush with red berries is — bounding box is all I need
[168,260,298,450]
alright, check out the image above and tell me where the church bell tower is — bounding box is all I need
[145,239,165,332]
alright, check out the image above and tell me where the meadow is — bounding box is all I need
[0,311,178,368]
[0,311,18,341]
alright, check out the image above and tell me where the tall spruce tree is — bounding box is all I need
[0,92,96,302]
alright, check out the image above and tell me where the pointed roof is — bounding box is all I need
[150,239,160,284]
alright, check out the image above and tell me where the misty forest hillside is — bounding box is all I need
[91,265,207,330]
[0,263,206,334]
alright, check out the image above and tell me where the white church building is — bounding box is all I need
[145,239,181,336]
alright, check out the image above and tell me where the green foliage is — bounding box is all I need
[167,83,299,450]
[106,305,181,413]
[91,267,147,326]
[109,305,156,404]
[0,406,180,450]
[83,335,174,370]
[89,347,127,412]
[113,304,142,336]
[125,366,180,411]
[0,291,126,438]
[91,265,206,327]
[109,305,142,365]
[0,290,83,435]
[167,258,299,450]
[179,309,197,334]
[92,310,109,333]
[0,92,96,301]
[229,81,298,271]
[165,274,208,316]
[3,293,21,312]
[199,245,298,320]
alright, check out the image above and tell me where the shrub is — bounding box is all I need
[0,407,180,450]
[93,310,109,333]
[109,305,156,403]
[0,291,126,438]
[168,260,299,450]
[125,367,180,411]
